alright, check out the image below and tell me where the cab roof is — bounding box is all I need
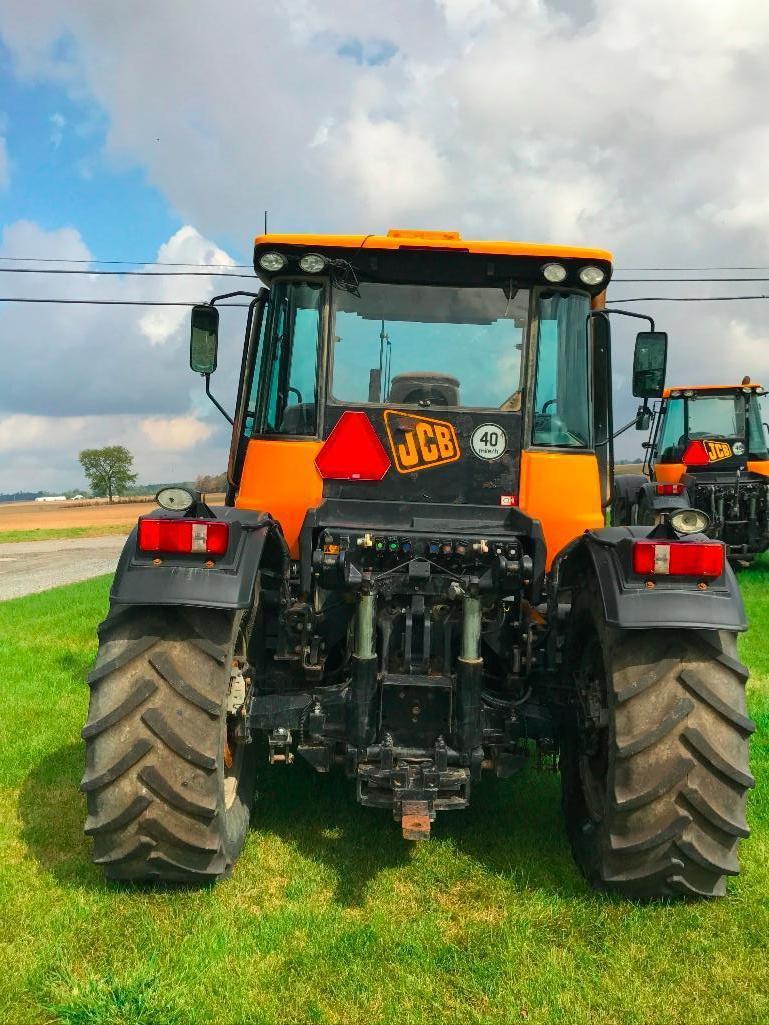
[253,228,614,264]
[664,383,764,397]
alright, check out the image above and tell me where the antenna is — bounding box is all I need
[264,210,268,234]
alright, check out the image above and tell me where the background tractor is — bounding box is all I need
[615,380,769,562]
[82,229,753,898]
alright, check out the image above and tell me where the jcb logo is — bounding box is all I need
[704,440,733,462]
[384,410,460,473]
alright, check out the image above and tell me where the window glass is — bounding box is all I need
[686,395,744,438]
[331,282,527,410]
[657,397,685,460]
[748,395,769,457]
[532,292,591,447]
[251,281,322,435]
[243,300,269,438]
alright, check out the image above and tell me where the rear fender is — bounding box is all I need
[639,480,692,514]
[109,507,288,610]
[551,526,747,632]
[612,473,646,525]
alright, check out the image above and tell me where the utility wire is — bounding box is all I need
[607,294,769,303]
[0,297,252,307]
[2,294,769,307]
[5,253,769,273]
[4,265,769,285]
[618,266,769,272]
[0,255,254,268]
[614,276,769,283]
[0,267,253,278]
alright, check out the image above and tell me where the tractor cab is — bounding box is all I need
[212,229,625,564]
[635,382,769,558]
[650,383,769,480]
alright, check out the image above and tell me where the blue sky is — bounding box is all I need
[2,1,769,491]
[0,41,184,267]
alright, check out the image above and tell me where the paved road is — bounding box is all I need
[0,535,127,601]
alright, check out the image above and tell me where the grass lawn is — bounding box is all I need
[0,524,132,544]
[1,570,769,1024]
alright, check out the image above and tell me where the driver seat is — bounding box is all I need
[388,372,460,407]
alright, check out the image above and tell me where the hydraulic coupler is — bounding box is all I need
[348,583,378,748]
[456,589,483,756]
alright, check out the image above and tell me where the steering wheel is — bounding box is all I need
[287,386,304,405]
[541,398,558,414]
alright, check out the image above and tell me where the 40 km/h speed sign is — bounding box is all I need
[470,423,507,460]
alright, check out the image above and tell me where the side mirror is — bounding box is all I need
[635,406,652,431]
[190,305,220,375]
[632,331,667,398]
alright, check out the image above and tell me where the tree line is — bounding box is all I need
[77,446,226,503]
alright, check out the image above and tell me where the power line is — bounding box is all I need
[618,266,769,272]
[0,297,253,307]
[5,252,769,273]
[0,267,253,278]
[2,293,769,308]
[608,294,769,303]
[3,265,769,285]
[614,277,769,283]
[0,255,253,269]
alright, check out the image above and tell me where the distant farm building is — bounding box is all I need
[34,496,67,503]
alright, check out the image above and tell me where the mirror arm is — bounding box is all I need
[606,398,652,443]
[209,290,263,306]
[205,374,234,425]
[588,308,655,331]
[611,415,641,441]
[196,291,264,424]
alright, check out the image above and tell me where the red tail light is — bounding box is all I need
[632,540,724,578]
[138,518,229,556]
[655,483,685,496]
[315,411,391,481]
[682,440,710,466]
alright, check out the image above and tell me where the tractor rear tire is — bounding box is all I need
[82,604,256,883]
[561,584,754,899]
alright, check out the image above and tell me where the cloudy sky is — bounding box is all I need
[2,0,769,491]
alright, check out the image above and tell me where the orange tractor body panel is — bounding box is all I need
[236,439,324,558]
[518,451,604,567]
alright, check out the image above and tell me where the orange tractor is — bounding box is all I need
[83,229,753,898]
[615,381,769,561]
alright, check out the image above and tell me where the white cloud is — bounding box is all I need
[0,414,88,452]
[328,117,450,221]
[2,0,768,257]
[138,225,236,346]
[1,218,91,261]
[3,0,769,478]
[0,221,239,490]
[139,416,214,451]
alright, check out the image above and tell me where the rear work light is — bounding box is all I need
[632,541,724,578]
[315,411,391,481]
[138,518,229,557]
[655,483,685,496]
[682,439,711,466]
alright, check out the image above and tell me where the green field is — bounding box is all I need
[1,571,769,1024]
[0,524,132,544]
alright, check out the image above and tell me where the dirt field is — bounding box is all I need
[0,494,225,532]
